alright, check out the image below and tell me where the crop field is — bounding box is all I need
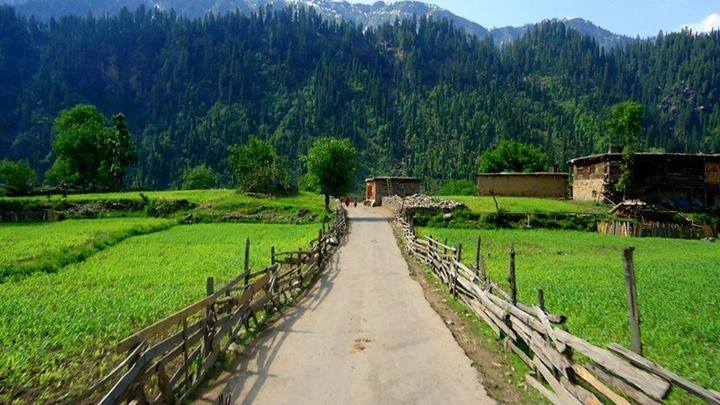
[0,217,174,282]
[0,222,319,402]
[440,195,606,214]
[417,227,720,391]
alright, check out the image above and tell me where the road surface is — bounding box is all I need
[197,205,494,405]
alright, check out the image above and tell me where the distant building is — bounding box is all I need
[568,153,720,210]
[365,177,421,207]
[476,173,570,198]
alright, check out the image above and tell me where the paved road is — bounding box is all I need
[197,206,494,405]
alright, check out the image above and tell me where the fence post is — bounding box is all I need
[243,238,250,286]
[623,247,643,355]
[475,236,481,282]
[537,289,545,312]
[508,244,517,305]
[203,276,215,357]
[271,246,275,265]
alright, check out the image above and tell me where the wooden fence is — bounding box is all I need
[395,215,720,404]
[60,206,348,404]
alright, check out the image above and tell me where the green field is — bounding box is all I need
[0,222,319,402]
[441,195,606,214]
[0,217,174,282]
[417,227,720,391]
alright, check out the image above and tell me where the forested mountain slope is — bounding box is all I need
[1,5,718,188]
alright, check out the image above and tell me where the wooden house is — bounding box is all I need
[569,153,720,210]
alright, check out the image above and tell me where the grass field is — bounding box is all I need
[0,222,319,402]
[417,227,720,391]
[0,218,174,282]
[440,195,607,214]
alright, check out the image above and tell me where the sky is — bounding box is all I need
[353,0,720,38]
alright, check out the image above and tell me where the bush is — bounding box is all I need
[438,179,476,196]
[0,160,36,196]
[181,165,218,190]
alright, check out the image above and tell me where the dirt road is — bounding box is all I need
[197,205,494,404]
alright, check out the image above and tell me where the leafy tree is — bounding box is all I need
[478,140,547,173]
[228,137,293,195]
[304,137,357,210]
[46,104,136,190]
[607,101,645,196]
[0,159,35,196]
[438,179,476,196]
[181,165,218,190]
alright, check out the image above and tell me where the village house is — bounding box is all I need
[476,173,570,198]
[568,152,720,210]
[365,177,421,206]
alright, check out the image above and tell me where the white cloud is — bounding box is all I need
[681,12,720,33]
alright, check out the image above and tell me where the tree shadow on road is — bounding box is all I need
[196,225,349,404]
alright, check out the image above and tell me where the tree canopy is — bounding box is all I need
[0,159,35,196]
[478,141,547,173]
[304,137,357,209]
[228,136,293,195]
[46,104,136,190]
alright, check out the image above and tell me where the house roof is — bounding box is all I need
[568,152,720,166]
[365,177,420,182]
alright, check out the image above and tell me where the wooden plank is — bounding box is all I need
[585,364,660,405]
[560,375,602,405]
[607,343,720,404]
[572,364,631,405]
[533,356,582,405]
[552,329,670,401]
[526,374,561,404]
[505,339,533,369]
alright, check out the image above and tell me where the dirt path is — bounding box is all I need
[196,205,494,404]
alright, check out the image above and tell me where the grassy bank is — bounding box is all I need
[417,227,720,391]
[440,195,606,214]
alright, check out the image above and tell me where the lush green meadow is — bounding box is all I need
[441,195,606,214]
[418,227,720,391]
[0,222,319,402]
[0,217,174,282]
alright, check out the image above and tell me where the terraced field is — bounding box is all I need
[0,222,320,402]
[417,227,720,392]
[0,217,174,282]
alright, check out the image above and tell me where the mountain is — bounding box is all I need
[491,18,635,48]
[4,0,632,47]
[1,5,718,189]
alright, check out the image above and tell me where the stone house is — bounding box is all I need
[365,177,421,207]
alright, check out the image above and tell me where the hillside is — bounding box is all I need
[0,5,719,189]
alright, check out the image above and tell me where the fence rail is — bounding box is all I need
[59,206,348,404]
[395,215,720,405]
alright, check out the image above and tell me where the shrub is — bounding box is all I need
[0,159,36,196]
[181,165,218,190]
[438,179,476,196]
[478,140,547,173]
